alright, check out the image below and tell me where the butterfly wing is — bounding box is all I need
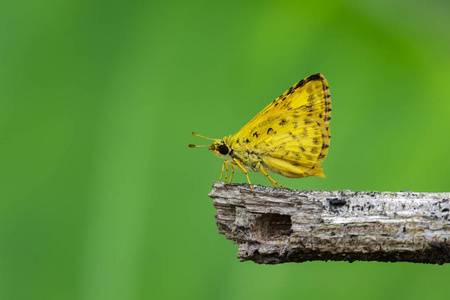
[259,109,329,178]
[229,73,331,178]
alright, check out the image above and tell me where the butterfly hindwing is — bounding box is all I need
[235,107,328,178]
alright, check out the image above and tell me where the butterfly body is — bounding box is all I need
[209,135,261,172]
[190,73,331,194]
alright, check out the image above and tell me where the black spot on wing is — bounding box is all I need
[303,118,313,125]
[286,87,294,95]
[295,79,306,89]
[301,128,308,138]
[305,154,313,161]
[311,147,319,154]
[279,119,288,126]
[306,73,323,82]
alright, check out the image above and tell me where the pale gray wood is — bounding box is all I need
[209,182,450,264]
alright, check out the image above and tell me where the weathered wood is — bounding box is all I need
[208,182,450,264]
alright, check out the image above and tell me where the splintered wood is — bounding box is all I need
[209,182,450,264]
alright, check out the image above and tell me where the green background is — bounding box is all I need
[1,0,449,299]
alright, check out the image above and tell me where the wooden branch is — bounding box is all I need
[208,182,450,265]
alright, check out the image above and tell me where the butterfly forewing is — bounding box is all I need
[233,73,330,140]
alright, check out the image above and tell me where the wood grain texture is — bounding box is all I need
[209,182,450,264]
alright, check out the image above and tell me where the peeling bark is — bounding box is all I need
[209,182,450,264]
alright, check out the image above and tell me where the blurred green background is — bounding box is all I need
[1,0,449,299]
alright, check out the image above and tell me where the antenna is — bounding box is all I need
[188,132,216,148]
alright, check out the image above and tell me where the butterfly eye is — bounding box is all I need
[218,144,229,155]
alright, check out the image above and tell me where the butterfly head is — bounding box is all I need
[188,132,231,159]
[209,140,231,158]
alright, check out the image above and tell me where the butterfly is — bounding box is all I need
[189,73,331,195]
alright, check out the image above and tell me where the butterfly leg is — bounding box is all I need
[219,161,228,182]
[259,165,288,189]
[232,158,255,195]
[228,165,235,183]
[224,162,229,183]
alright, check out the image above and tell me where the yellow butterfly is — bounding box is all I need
[189,73,331,195]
